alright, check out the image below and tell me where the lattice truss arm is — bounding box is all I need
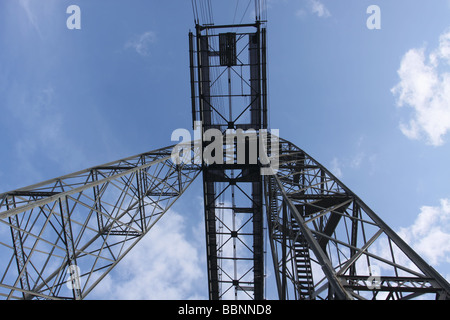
[266,138,450,300]
[0,144,201,300]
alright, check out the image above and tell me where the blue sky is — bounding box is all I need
[1,0,450,299]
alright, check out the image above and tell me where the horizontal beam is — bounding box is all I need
[197,23,259,31]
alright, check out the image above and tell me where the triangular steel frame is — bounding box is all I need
[266,137,450,300]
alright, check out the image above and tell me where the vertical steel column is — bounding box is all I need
[190,22,267,300]
[59,196,81,300]
[7,198,31,299]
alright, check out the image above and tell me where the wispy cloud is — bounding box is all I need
[392,29,450,146]
[328,136,377,179]
[6,84,87,184]
[295,0,331,19]
[330,157,343,179]
[18,0,42,37]
[125,31,157,56]
[309,0,330,18]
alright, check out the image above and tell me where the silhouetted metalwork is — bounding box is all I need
[1,7,449,300]
[189,21,267,299]
[265,138,450,300]
[0,145,201,299]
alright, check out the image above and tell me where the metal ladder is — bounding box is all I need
[291,218,314,300]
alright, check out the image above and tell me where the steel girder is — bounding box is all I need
[266,138,450,300]
[0,144,201,300]
[1,136,450,300]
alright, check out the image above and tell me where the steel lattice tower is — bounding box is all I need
[1,14,450,300]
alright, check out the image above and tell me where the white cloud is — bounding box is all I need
[294,0,330,19]
[392,29,450,146]
[309,0,331,18]
[91,209,205,299]
[398,198,450,266]
[125,31,157,56]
